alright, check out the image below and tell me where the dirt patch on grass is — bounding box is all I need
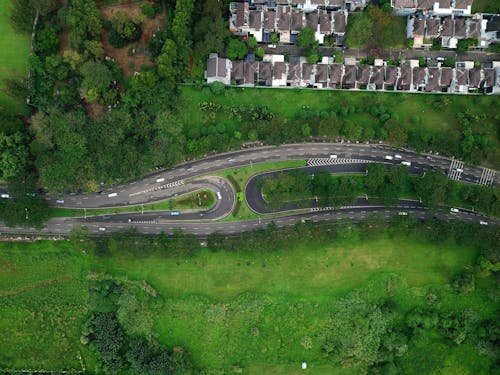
[100,2,165,77]
[0,274,74,298]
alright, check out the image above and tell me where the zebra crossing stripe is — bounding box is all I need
[478,168,495,186]
[129,180,184,196]
[447,158,464,181]
[306,158,374,166]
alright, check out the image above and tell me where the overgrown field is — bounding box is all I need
[0,222,497,373]
[0,1,30,112]
[181,85,500,169]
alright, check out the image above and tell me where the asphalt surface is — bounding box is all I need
[0,143,497,237]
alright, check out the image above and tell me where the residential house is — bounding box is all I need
[392,0,472,16]
[231,60,245,85]
[258,61,273,86]
[206,54,232,85]
[440,67,453,90]
[413,66,427,90]
[249,8,263,41]
[357,65,371,88]
[315,63,329,87]
[287,63,301,86]
[369,65,385,90]
[397,63,413,91]
[385,65,398,89]
[412,17,426,47]
[273,61,287,86]
[426,67,440,91]
[244,61,258,86]
[468,68,480,89]
[291,8,305,35]
[302,63,315,86]
[329,63,343,88]
[277,5,291,43]
[426,17,441,39]
[342,65,357,89]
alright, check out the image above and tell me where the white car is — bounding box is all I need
[156,177,165,183]
[479,221,488,226]
[456,168,463,173]
[394,154,402,159]
[267,44,277,48]
[398,212,408,216]
[384,155,394,160]
[401,161,411,166]
[450,208,459,213]
[98,227,106,231]
[216,191,222,200]
[56,199,65,204]
[0,193,10,199]
[108,192,117,198]
[329,154,338,159]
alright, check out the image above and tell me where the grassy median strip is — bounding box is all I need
[48,190,216,218]
[211,160,306,221]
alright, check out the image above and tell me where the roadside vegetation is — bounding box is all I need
[259,163,500,216]
[0,219,498,373]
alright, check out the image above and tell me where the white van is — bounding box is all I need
[450,208,459,213]
[56,199,65,204]
[384,155,394,160]
[394,154,402,159]
[1,193,10,199]
[216,191,222,200]
[479,220,488,226]
[401,161,411,166]
[156,177,165,183]
[329,154,338,159]
[108,192,117,198]
[98,227,107,231]
[456,168,463,173]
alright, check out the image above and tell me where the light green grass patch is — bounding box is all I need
[0,1,30,112]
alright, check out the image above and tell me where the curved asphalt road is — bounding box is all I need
[0,143,497,237]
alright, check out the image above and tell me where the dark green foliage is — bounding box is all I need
[226,38,248,60]
[66,0,102,50]
[35,22,60,56]
[456,38,478,54]
[451,273,475,294]
[431,38,441,50]
[91,312,125,372]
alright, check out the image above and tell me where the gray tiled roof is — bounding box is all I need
[319,11,331,33]
[357,65,371,85]
[277,6,291,31]
[414,18,425,35]
[259,61,273,85]
[343,65,356,87]
[288,63,301,81]
[385,66,398,86]
[426,67,440,91]
[413,67,427,86]
[291,9,304,32]
[440,67,453,87]
[264,11,276,31]
[370,66,385,88]
[334,11,346,34]
[468,69,480,87]
[231,60,244,83]
[249,10,262,30]
[329,64,343,86]
[426,18,441,38]
[441,17,453,37]
[273,62,286,80]
[483,68,495,88]
[454,18,466,37]
[306,11,318,30]
[455,67,468,86]
[244,61,258,85]
[315,64,328,84]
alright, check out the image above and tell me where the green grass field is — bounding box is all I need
[0,1,30,113]
[0,233,496,373]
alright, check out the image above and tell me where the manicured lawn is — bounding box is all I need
[1,233,494,373]
[0,1,30,113]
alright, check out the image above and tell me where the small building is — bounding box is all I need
[206,54,232,85]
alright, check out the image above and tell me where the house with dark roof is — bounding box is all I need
[272,61,287,86]
[206,54,232,85]
[258,61,273,86]
[426,67,440,91]
[306,11,319,32]
[454,18,466,38]
[468,19,481,39]
[333,11,347,34]
[481,68,495,90]
[468,68,480,88]
[315,63,329,87]
[264,10,276,32]
[369,65,385,90]
[291,9,304,33]
[342,65,356,89]
[385,66,398,88]
[231,60,244,85]
[413,67,427,90]
[302,63,315,86]
[397,63,412,91]
[329,64,343,88]
[440,67,453,89]
[287,63,301,86]
[319,11,332,34]
[356,65,371,87]
[425,18,441,39]
[244,61,258,86]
